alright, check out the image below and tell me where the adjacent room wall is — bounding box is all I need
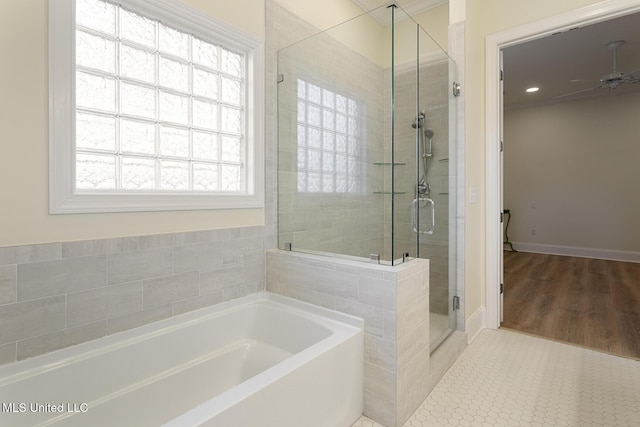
[504,91,640,260]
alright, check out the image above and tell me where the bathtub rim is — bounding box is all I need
[0,291,364,387]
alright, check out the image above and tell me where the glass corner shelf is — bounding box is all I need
[373,191,407,195]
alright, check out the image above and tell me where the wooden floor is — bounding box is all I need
[503,251,640,360]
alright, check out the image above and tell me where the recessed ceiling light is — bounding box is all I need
[526,87,539,93]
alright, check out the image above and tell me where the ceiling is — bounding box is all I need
[503,11,640,109]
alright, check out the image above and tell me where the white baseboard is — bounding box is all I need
[465,306,486,344]
[510,242,640,263]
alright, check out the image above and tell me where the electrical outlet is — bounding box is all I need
[532,229,537,236]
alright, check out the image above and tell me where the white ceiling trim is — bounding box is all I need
[351,0,447,25]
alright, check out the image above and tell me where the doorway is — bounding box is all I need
[485,1,640,335]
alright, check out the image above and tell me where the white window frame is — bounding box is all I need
[49,0,264,213]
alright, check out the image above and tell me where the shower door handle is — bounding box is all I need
[412,198,435,235]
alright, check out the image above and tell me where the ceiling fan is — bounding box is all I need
[557,40,640,99]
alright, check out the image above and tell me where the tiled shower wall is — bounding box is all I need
[386,60,451,317]
[275,2,386,259]
[0,227,275,366]
[388,60,450,252]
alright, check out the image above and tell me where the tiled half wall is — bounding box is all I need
[266,249,429,427]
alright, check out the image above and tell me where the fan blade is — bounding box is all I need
[555,86,601,99]
[569,79,597,83]
[626,67,640,79]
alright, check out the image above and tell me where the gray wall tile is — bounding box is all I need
[139,234,175,250]
[17,321,106,361]
[173,230,219,246]
[335,298,384,338]
[108,247,173,285]
[383,309,396,341]
[62,237,138,258]
[0,243,60,266]
[18,255,107,300]
[107,281,143,317]
[200,263,244,295]
[0,342,16,365]
[143,271,199,309]
[243,253,266,286]
[364,333,396,370]
[174,242,223,273]
[364,361,396,402]
[397,294,429,340]
[66,282,145,327]
[358,276,396,310]
[222,284,250,300]
[0,265,17,304]
[397,269,426,310]
[223,236,264,264]
[0,296,65,344]
[172,291,225,316]
[397,320,429,368]
[67,287,109,327]
[315,268,359,300]
[107,305,172,335]
[364,389,394,427]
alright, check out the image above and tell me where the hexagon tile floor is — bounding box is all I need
[352,329,640,427]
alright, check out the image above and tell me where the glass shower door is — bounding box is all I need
[399,24,458,352]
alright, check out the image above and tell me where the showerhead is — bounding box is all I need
[424,128,434,139]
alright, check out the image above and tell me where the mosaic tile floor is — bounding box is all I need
[352,329,640,427]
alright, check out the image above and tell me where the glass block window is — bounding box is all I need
[74,0,245,193]
[296,79,362,194]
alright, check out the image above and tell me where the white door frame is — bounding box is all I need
[484,0,640,330]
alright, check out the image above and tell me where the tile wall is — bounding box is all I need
[0,226,275,365]
[266,249,429,427]
[386,59,451,317]
[275,3,386,260]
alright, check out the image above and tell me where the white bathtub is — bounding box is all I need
[0,292,364,427]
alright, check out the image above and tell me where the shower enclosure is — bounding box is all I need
[277,3,458,352]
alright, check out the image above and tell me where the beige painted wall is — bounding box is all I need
[385,3,450,68]
[273,0,385,66]
[504,92,640,254]
[461,0,604,318]
[0,0,265,247]
[273,0,450,69]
